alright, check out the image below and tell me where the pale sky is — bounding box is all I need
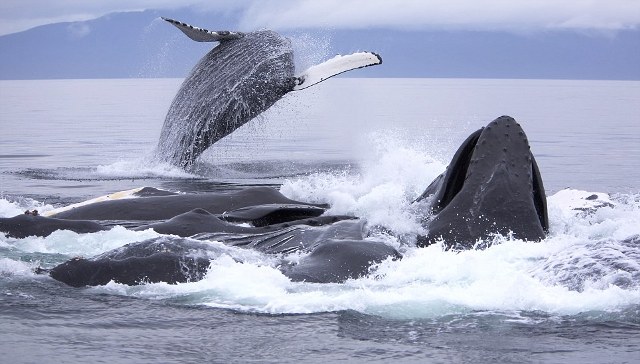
[1,0,639,36]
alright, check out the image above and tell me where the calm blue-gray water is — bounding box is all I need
[1,78,639,363]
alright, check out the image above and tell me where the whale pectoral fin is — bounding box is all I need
[293,52,382,91]
[43,186,160,217]
[161,17,244,42]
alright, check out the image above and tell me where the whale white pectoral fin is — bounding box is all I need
[293,52,382,91]
[42,187,147,217]
[161,17,244,42]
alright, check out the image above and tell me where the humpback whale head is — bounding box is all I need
[417,116,548,249]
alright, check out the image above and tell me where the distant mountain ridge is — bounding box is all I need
[1,9,638,80]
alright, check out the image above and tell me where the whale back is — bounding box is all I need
[157,30,295,167]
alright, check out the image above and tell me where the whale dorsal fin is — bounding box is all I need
[162,17,244,42]
[293,52,382,91]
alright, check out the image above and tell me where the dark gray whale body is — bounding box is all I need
[281,239,402,284]
[49,238,214,287]
[157,18,382,168]
[0,214,107,239]
[157,29,294,168]
[51,187,326,221]
[49,220,398,287]
[132,207,353,238]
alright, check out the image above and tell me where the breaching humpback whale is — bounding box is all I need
[156,18,382,168]
[28,116,550,287]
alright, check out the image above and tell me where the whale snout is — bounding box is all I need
[417,116,548,249]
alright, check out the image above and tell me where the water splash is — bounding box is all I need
[2,136,639,318]
[289,32,332,71]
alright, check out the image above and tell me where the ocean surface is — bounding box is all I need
[1,78,639,363]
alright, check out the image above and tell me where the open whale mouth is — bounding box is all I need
[417,116,549,248]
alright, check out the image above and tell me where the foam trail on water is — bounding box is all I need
[3,227,160,257]
[96,156,197,179]
[89,234,640,318]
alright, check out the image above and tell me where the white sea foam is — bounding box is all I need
[0,258,35,277]
[0,197,55,218]
[2,142,639,319]
[5,226,160,257]
[281,133,445,235]
[96,157,196,179]
[91,235,640,318]
[0,199,28,218]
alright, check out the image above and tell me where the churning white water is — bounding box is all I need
[1,78,639,363]
[2,141,638,318]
